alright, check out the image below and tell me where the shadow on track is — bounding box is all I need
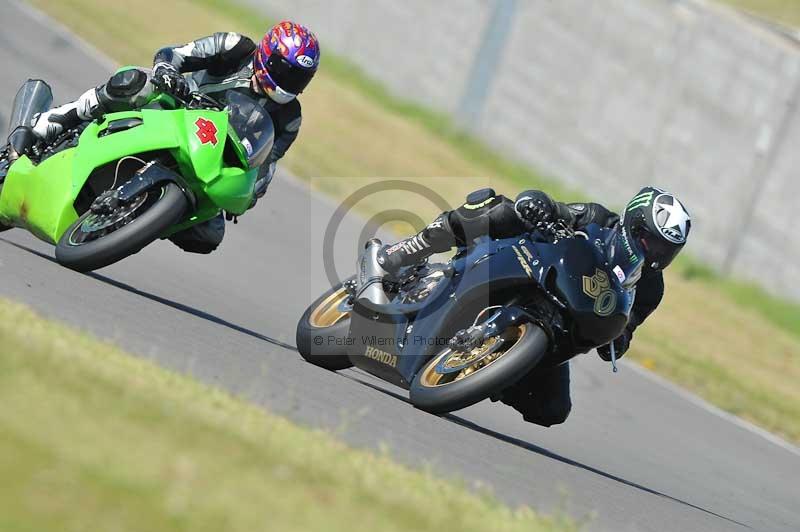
[1,237,297,352]
[341,369,750,529]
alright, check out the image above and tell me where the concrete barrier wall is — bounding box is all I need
[246,0,800,299]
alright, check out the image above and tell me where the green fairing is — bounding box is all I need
[0,103,258,244]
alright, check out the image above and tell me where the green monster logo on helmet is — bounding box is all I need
[626,191,654,212]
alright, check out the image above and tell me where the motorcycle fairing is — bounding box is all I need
[0,107,254,243]
[348,304,411,388]
[345,225,635,387]
[534,226,634,346]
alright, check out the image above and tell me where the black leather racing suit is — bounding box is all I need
[378,189,665,427]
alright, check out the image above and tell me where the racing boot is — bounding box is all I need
[356,238,391,305]
[249,162,277,210]
[31,87,103,144]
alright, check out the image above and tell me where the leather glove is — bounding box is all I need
[515,191,556,225]
[597,328,632,362]
[151,63,190,100]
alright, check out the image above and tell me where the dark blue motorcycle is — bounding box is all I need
[296,222,639,414]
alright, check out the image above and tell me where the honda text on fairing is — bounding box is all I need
[0,78,273,271]
[297,219,643,414]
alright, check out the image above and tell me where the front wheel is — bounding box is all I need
[409,322,549,414]
[55,183,187,272]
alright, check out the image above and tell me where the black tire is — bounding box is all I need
[409,322,549,414]
[296,279,355,371]
[55,183,187,272]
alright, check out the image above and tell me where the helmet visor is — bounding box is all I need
[266,52,315,94]
[639,232,682,270]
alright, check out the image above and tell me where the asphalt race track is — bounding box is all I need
[1,2,798,530]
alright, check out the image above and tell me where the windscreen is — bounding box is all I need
[8,80,53,133]
[225,91,274,169]
[605,226,645,289]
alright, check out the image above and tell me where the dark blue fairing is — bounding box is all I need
[347,224,636,388]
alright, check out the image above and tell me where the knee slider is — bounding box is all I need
[540,399,572,426]
[106,69,148,98]
[518,395,572,427]
[168,215,225,254]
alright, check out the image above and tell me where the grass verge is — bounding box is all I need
[718,0,800,28]
[0,299,572,532]
[26,0,800,443]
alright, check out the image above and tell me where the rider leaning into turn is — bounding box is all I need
[366,186,691,427]
[6,21,320,254]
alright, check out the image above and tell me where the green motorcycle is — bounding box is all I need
[0,77,273,271]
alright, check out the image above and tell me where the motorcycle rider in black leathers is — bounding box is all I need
[369,186,691,426]
[5,21,320,253]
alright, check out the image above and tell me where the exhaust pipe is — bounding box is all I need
[357,238,390,305]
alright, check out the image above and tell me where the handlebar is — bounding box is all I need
[168,91,225,111]
[533,219,575,241]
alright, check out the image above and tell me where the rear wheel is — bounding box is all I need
[409,322,549,414]
[55,183,187,272]
[296,279,355,371]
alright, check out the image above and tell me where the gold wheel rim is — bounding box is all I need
[308,287,350,328]
[420,324,527,388]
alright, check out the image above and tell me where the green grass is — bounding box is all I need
[0,299,572,532]
[718,0,800,28]
[27,0,800,444]
[675,257,800,340]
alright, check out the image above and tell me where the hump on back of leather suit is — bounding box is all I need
[450,188,525,245]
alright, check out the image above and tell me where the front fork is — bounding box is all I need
[450,305,539,352]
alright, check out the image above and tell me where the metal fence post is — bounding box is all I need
[456,0,518,128]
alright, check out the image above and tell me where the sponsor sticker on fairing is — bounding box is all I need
[242,137,253,156]
[613,265,626,283]
[194,117,218,146]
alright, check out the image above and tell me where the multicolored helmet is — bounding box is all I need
[254,21,320,104]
